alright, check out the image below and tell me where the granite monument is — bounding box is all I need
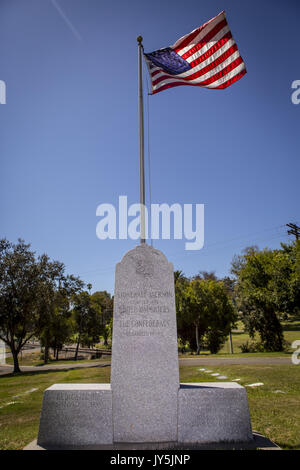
[37,244,253,448]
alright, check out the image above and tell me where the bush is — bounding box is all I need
[240,340,265,353]
[204,329,228,354]
[282,339,292,352]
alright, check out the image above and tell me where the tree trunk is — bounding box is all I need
[11,346,21,374]
[75,334,80,360]
[44,341,49,364]
[195,324,200,355]
[56,348,59,361]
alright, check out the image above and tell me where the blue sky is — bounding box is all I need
[0,0,299,294]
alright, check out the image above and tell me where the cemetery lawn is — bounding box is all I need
[0,366,111,450]
[0,363,299,450]
[181,364,300,450]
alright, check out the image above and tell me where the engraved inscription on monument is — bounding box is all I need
[111,244,179,443]
[116,288,173,337]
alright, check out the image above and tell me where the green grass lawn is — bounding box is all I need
[181,364,300,450]
[0,362,299,450]
[0,366,111,450]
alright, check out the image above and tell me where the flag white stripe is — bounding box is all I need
[175,13,226,57]
[152,60,245,92]
[151,37,236,82]
[203,62,245,88]
[185,25,230,63]
[152,50,241,89]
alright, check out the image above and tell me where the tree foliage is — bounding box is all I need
[0,239,84,371]
[91,291,113,346]
[231,241,300,351]
[72,291,103,358]
[175,272,236,354]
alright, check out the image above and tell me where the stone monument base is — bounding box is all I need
[38,384,113,448]
[37,382,253,448]
[178,383,252,443]
[26,432,281,450]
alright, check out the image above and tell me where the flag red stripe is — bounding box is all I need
[152,56,244,92]
[195,56,244,86]
[173,27,205,54]
[185,44,238,81]
[212,67,247,89]
[152,67,246,94]
[174,11,225,52]
[152,81,193,94]
[180,18,228,60]
[151,46,239,87]
[188,31,232,68]
[151,33,234,83]
[151,69,162,78]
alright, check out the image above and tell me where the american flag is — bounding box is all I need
[144,11,246,95]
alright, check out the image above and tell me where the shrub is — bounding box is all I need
[240,340,265,353]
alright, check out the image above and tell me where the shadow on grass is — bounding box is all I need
[34,357,111,367]
[282,322,300,331]
[276,442,300,450]
[0,363,111,379]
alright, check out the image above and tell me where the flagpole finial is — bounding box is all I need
[137,36,143,44]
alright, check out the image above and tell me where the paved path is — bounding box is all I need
[0,355,292,376]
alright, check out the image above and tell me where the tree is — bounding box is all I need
[0,239,41,372]
[0,239,85,371]
[176,274,236,354]
[174,271,192,351]
[72,292,103,359]
[87,283,92,294]
[39,277,83,363]
[91,291,113,346]
[0,239,83,373]
[193,271,218,281]
[222,276,236,300]
[231,242,300,351]
[37,256,84,364]
[203,281,237,353]
[278,241,300,319]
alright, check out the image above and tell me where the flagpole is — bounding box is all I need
[137,35,146,244]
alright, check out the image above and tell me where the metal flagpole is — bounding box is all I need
[137,36,146,244]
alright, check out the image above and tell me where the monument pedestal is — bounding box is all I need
[37,245,253,449]
[178,383,252,444]
[38,382,252,448]
[38,384,113,448]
